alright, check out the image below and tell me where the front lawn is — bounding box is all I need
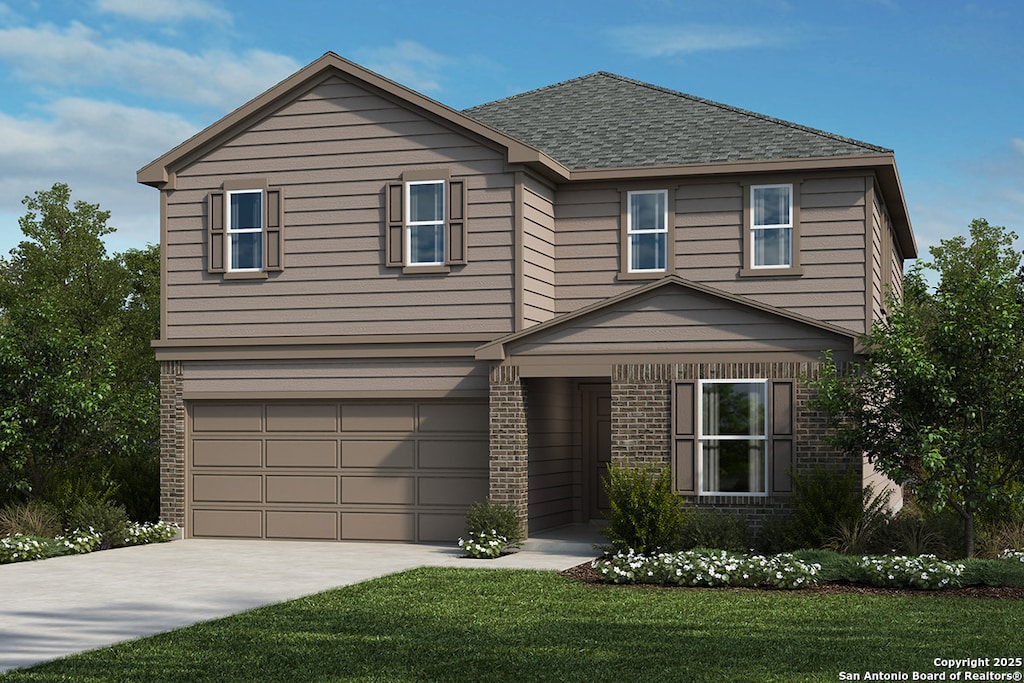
[4,567,1023,682]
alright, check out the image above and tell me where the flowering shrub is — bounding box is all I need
[57,528,103,554]
[998,549,1024,563]
[0,534,52,563]
[122,521,179,546]
[592,549,821,590]
[857,554,964,590]
[458,530,509,558]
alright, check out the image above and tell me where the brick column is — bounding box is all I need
[611,363,672,469]
[488,364,529,536]
[159,360,186,529]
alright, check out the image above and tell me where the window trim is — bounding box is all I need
[226,188,264,273]
[740,181,802,277]
[696,378,770,497]
[618,187,675,280]
[625,189,669,274]
[405,179,446,267]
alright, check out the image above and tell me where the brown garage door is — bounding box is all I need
[187,400,489,542]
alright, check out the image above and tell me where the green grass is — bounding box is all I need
[4,567,1023,683]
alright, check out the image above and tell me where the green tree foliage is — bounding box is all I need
[0,184,160,519]
[812,219,1024,557]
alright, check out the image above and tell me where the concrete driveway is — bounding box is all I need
[0,528,601,673]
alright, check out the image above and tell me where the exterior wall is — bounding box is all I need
[164,75,517,342]
[488,365,529,534]
[869,184,904,322]
[520,174,557,328]
[609,361,858,533]
[554,173,871,334]
[160,360,186,527]
[526,377,577,531]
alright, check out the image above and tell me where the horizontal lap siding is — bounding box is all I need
[165,75,515,341]
[527,378,578,531]
[522,177,557,327]
[554,175,869,334]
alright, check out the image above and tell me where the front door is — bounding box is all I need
[582,384,612,519]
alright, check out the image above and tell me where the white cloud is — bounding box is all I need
[354,41,451,93]
[94,0,230,23]
[608,24,789,58]
[1011,137,1024,156]
[0,21,300,109]
[0,99,198,253]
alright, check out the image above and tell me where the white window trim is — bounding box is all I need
[406,179,446,266]
[226,189,263,272]
[750,183,793,269]
[697,378,769,497]
[626,189,669,273]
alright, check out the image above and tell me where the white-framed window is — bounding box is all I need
[406,180,446,266]
[627,189,668,272]
[698,379,768,495]
[751,184,793,268]
[227,189,263,271]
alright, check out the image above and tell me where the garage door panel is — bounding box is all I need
[266,440,338,468]
[343,440,415,468]
[193,440,262,467]
[192,404,262,432]
[267,511,338,540]
[418,440,488,469]
[418,477,488,507]
[418,513,464,543]
[266,404,338,432]
[266,475,338,504]
[342,476,415,504]
[341,404,415,432]
[342,512,415,541]
[419,403,488,432]
[193,509,263,538]
[193,475,262,502]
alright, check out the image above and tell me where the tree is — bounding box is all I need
[0,184,160,518]
[812,219,1024,557]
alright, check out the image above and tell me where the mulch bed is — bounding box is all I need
[558,560,1024,599]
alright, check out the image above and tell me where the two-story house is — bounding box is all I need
[139,52,914,543]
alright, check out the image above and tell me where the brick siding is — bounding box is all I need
[159,360,185,528]
[488,364,530,535]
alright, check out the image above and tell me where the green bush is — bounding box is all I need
[789,466,872,550]
[464,499,523,549]
[754,512,800,554]
[0,500,63,537]
[679,509,749,551]
[600,463,686,554]
[961,557,1024,587]
[66,500,129,550]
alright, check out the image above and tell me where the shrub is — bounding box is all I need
[679,509,749,551]
[0,534,56,563]
[462,499,522,556]
[754,512,800,554]
[600,463,686,554]
[1000,549,1024,563]
[826,485,892,554]
[856,554,964,590]
[962,557,1024,587]
[66,500,128,550]
[788,465,864,549]
[55,528,103,555]
[122,521,179,546]
[978,518,1024,559]
[592,549,820,589]
[458,530,508,559]
[0,500,62,537]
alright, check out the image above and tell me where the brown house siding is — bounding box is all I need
[554,174,871,334]
[525,377,578,531]
[163,75,518,342]
[520,175,557,328]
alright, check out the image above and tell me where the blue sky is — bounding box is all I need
[0,0,1021,262]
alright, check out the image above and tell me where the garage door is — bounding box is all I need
[187,400,489,542]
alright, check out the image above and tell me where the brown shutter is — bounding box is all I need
[671,380,697,495]
[208,191,225,273]
[264,187,284,272]
[385,182,404,267]
[447,179,467,265]
[771,380,795,493]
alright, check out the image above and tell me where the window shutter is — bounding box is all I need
[386,182,404,267]
[264,187,285,272]
[771,380,795,493]
[671,380,697,495]
[208,191,225,273]
[447,179,467,265]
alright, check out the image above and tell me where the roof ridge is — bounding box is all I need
[595,72,890,154]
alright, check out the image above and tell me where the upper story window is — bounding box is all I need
[627,190,668,272]
[699,380,768,495]
[406,180,446,266]
[751,184,792,268]
[228,190,264,271]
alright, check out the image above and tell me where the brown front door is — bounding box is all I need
[582,384,612,519]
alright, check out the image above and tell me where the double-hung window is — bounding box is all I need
[627,190,668,272]
[751,184,793,268]
[406,180,446,266]
[699,380,768,495]
[227,189,263,271]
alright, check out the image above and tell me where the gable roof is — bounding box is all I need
[476,275,859,362]
[464,72,888,170]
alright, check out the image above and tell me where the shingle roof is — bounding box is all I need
[463,72,889,170]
